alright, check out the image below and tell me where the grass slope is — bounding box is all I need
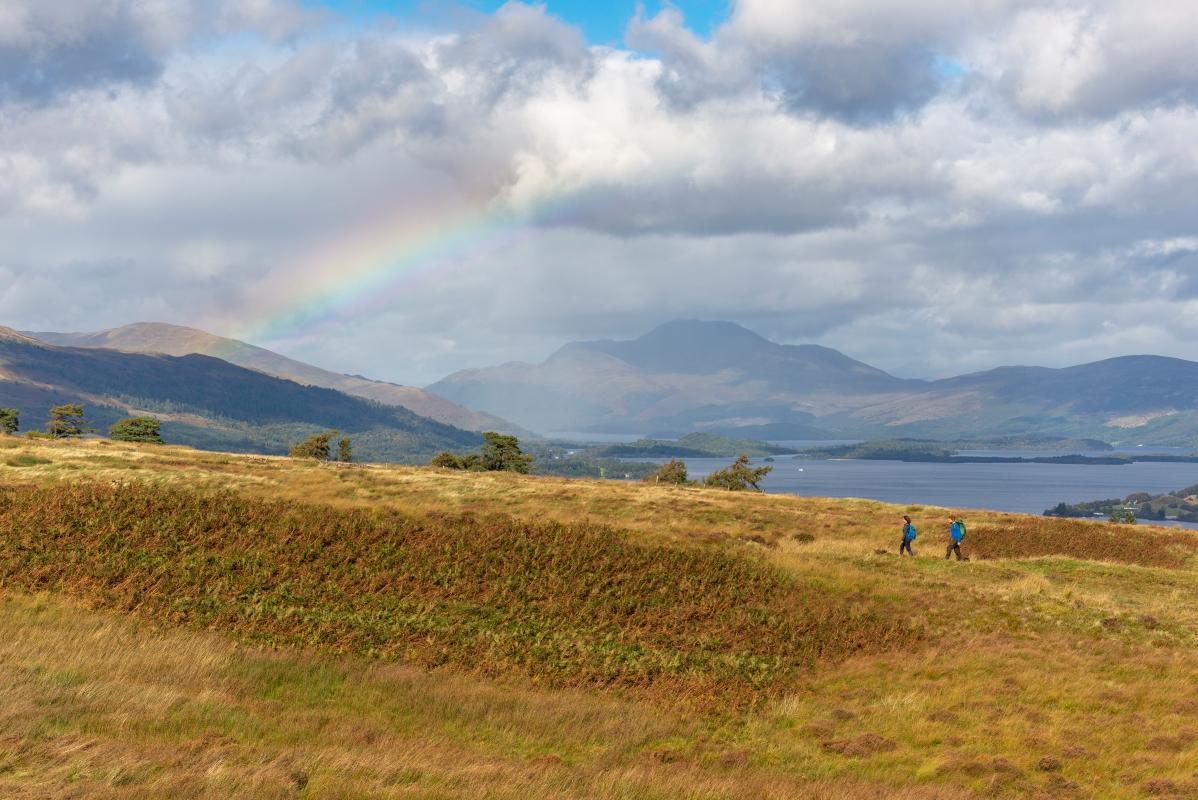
[4,438,1198,796]
[0,482,912,710]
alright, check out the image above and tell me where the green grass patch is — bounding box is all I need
[3,454,51,467]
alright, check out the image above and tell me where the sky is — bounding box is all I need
[1,0,1197,387]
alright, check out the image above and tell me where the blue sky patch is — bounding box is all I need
[312,0,729,45]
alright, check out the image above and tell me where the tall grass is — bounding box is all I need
[966,517,1198,568]
[0,482,917,710]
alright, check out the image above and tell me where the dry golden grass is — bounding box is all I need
[0,592,973,799]
[4,437,1198,796]
[0,481,917,710]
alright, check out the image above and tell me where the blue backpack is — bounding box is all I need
[906,524,917,540]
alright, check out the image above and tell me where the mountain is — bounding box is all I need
[26,323,530,437]
[427,320,1198,445]
[428,320,918,434]
[0,327,481,461]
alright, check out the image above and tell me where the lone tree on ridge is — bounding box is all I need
[290,431,352,462]
[0,409,17,436]
[46,404,96,439]
[480,432,535,473]
[647,457,691,486]
[701,454,772,492]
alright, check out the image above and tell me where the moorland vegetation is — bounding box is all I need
[4,437,1198,797]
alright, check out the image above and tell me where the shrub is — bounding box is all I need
[701,454,772,491]
[428,451,483,470]
[109,417,165,444]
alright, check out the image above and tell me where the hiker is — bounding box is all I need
[945,516,966,561]
[900,515,916,556]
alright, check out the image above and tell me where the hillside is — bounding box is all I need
[3,437,1198,797]
[428,319,1198,445]
[27,322,531,436]
[0,327,480,461]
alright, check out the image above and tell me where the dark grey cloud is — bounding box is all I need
[628,4,950,121]
[0,0,323,104]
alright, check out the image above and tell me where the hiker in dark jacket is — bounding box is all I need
[945,516,966,560]
[900,515,916,556]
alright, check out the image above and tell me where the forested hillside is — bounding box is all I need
[0,327,480,462]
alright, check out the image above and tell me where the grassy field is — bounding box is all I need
[4,438,1198,797]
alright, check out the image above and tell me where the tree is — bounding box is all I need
[109,417,165,444]
[290,430,340,460]
[701,454,773,491]
[337,436,353,463]
[46,404,95,439]
[648,457,691,486]
[0,408,17,436]
[480,432,535,473]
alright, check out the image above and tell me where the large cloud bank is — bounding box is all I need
[1,0,1196,383]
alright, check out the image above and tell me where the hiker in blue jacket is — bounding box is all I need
[945,516,966,561]
[900,515,916,556]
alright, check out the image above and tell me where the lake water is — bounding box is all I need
[637,449,1198,527]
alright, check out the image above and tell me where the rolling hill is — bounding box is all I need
[427,319,1198,445]
[4,437,1198,797]
[26,322,531,437]
[0,327,481,461]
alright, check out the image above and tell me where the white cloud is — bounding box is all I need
[0,0,1196,385]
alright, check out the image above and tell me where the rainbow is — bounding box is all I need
[234,195,562,350]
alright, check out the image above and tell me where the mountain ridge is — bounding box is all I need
[25,323,532,437]
[426,320,1198,444]
[0,326,481,461]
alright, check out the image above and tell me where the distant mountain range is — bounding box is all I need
[26,323,530,437]
[0,327,480,461]
[427,320,1198,446]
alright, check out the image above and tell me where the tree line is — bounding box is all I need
[2,404,772,490]
[429,436,772,491]
[0,404,165,443]
[0,403,359,462]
